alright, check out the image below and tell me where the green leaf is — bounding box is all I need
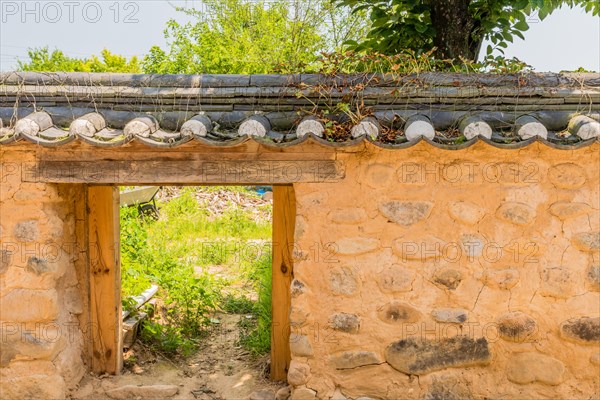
[415,23,428,33]
[512,0,529,10]
[531,0,544,9]
[513,30,526,40]
[513,20,529,31]
[497,18,510,27]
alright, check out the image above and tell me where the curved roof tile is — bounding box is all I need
[1,72,598,149]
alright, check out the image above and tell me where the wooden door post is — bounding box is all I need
[87,186,122,374]
[271,185,296,381]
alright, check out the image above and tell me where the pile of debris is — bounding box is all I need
[157,186,272,223]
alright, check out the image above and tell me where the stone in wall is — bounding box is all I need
[459,234,486,258]
[291,279,306,297]
[330,389,347,400]
[548,163,587,189]
[46,214,65,239]
[291,387,317,400]
[329,267,359,296]
[329,313,360,333]
[64,287,83,314]
[587,264,600,291]
[572,232,600,252]
[62,254,80,288]
[549,202,591,220]
[53,339,85,390]
[481,269,520,290]
[330,351,382,369]
[496,202,536,226]
[431,308,468,324]
[1,326,65,367]
[423,376,473,400]
[276,386,292,400]
[377,265,415,293]
[335,237,380,256]
[433,269,463,290]
[496,312,537,342]
[13,220,40,242]
[378,201,433,226]
[293,247,309,262]
[539,267,575,299]
[25,257,52,274]
[385,336,491,375]
[12,185,54,203]
[560,317,600,344]
[2,254,69,291]
[328,208,368,224]
[290,305,308,326]
[0,249,11,274]
[0,289,59,322]
[287,360,311,386]
[448,201,485,225]
[506,353,565,385]
[295,216,307,239]
[378,302,421,324]
[290,334,313,357]
[0,360,66,399]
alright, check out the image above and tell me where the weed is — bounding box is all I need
[221,295,255,314]
[237,251,272,356]
[309,49,532,74]
[140,321,197,357]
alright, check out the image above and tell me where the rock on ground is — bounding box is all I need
[105,384,179,399]
[250,388,276,400]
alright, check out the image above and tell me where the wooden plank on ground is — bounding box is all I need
[87,186,122,374]
[271,185,296,381]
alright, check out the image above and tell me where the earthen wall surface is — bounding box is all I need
[1,141,599,399]
[1,148,87,399]
[289,141,599,399]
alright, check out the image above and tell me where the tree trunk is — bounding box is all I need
[430,0,478,61]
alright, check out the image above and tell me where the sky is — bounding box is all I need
[0,0,599,72]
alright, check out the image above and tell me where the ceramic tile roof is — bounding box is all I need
[0,71,598,149]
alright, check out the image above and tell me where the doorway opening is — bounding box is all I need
[84,185,295,399]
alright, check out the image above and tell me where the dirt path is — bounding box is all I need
[71,313,286,399]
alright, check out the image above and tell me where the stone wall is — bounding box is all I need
[0,149,87,399]
[1,140,599,400]
[289,141,599,399]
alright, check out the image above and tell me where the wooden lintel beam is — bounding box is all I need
[21,160,344,184]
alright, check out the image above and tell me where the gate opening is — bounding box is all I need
[86,185,295,396]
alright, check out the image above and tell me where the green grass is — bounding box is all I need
[237,251,272,355]
[120,186,273,357]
